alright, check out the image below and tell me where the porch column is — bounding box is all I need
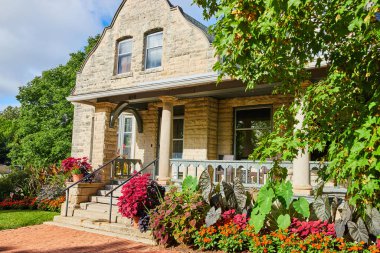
[158,96,176,183]
[292,98,313,196]
[92,102,118,183]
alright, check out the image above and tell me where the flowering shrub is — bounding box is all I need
[217,221,246,252]
[289,218,336,238]
[150,187,207,246]
[243,228,380,253]
[36,196,65,212]
[194,225,220,250]
[61,157,92,174]
[118,173,164,219]
[0,197,37,210]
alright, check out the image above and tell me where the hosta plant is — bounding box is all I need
[149,186,208,246]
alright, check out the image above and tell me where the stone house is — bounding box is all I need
[68,0,328,196]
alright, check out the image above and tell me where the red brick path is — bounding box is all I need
[0,224,183,253]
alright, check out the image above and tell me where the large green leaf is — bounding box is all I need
[182,175,197,193]
[313,196,331,221]
[257,186,275,215]
[198,169,213,204]
[347,218,369,243]
[277,214,291,230]
[275,181,293,209]
[249,212,266,233]
[293,197,310,218]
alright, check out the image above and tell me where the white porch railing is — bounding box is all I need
[170,159,330,188]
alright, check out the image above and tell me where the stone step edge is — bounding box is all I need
[44,221,156,246]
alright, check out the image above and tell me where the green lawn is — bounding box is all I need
[0,210,59,230]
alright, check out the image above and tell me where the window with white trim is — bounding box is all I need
[173,116,184,159]
[145,32,163,69]
[118,114,136,158]
[117,39,132,74]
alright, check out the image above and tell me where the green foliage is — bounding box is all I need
[182,175,198,193]
[149,187,208,246]
[0,169,32,200]
[7,35,99,169]
[249,180,310,233]
[194,0,380,216]
[0,106,19,164]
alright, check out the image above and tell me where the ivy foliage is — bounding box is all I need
[7,36,99,169]
[194,0,380,213]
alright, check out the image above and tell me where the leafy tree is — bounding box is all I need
[0,106,19,164]
[195,0,380,213]
[8,35,99,169]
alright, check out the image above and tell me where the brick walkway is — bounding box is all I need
[0,224,182,253]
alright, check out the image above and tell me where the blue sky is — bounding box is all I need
[0,0,214,112]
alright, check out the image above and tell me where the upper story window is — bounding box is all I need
[117,39,132,74]
[145,32,163,69]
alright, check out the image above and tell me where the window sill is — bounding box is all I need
[112,72,133,80]
[144,66,163,73]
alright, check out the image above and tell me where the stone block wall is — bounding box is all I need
[75,0,215,96]
[135,104,159,164]
[71,103,95,160]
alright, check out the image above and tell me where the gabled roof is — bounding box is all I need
[78,0,212,73]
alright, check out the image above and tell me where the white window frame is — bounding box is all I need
[117,39,133,74]
[145,32,163,70]
[117,113,136,158]
[172,115,184,159]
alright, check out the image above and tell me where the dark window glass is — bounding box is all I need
[235,108,272,160]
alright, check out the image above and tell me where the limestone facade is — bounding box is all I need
[74,0,215,96]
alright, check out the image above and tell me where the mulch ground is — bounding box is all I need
[0,224,187,253]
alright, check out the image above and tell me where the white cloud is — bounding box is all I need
[0,0,122,102]
[0,0,212,108]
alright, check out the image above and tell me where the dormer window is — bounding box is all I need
[117,39,132,74]
[145,32,163,69]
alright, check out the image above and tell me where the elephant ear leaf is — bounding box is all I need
[199,169,213,204]
[205,207,221,227]
[233,177,248,211]
[365,207,380,236]
[275,181,293,209]
[277,214,291,230]
[335,219,346,238]
[257,186,275,215]
[293,197,310,218]
[347,218,369,243]
[313,195,331,221]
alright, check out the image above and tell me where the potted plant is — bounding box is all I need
[61,157,92,183]
[117,172,165,229]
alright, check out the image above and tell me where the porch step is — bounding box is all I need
[49,216,155,245]
[90,195,119,205]
[98,189,122,197]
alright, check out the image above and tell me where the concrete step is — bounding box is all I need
[90,195,119,205]
[98,189,122,197]
[73,208,124,223]
[50,216,155,245]
[80,202,119,213]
